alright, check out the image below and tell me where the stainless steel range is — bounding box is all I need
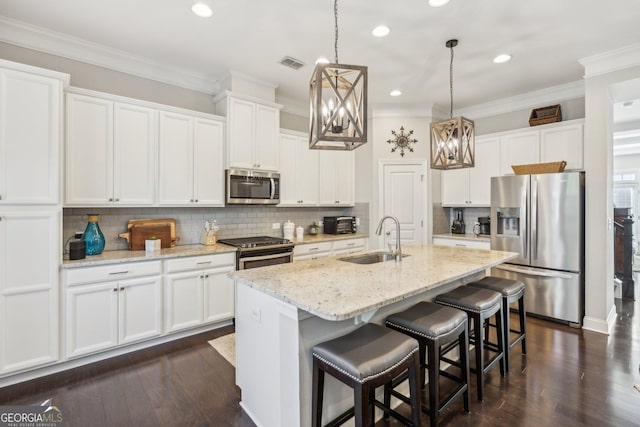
[217,236,294,270]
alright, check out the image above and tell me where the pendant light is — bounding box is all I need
[309,0,367,150]
[430,39,475,169]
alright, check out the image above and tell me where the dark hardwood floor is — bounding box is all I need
[2,282,640,427]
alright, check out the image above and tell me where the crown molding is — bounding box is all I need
[275,94,307,117]
[455,81,584,119]
[0,16,220,95]
[220,69,279,90]
[579,42,640,78]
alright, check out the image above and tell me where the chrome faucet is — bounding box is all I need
[376,215,402,261]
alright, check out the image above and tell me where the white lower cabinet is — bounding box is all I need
[63,261,162,358]
[165,253,235,333]
[432,236,490,250]
[293,238,368,261]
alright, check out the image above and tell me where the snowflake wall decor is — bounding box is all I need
[387,126,418,157]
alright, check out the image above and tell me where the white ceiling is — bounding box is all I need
[1,0,640,113]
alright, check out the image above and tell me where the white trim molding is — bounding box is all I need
[0,16,220,95]
[455,81,585,119]
[582,303,617,335]
[579,42,640,78]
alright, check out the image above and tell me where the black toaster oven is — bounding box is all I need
[323,216,357,234]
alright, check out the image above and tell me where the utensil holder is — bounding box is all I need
[201,231,217,246]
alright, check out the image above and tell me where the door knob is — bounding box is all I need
[386,231,391,236]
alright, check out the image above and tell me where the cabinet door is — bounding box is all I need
[165,271,204,332]
[0,69,61,205]
[278,133,300,205]
[119,275,162,344]
[297,140,319,205]
[0,211,59,373]
[113,103,157,205]
[66,281,118,358]
[500,130,539,175]
[318,151,354,206]
[193,118,225,206]
[441,169,469,207]
[159,111,194,205]
[203,266,235,324]
[227,97,255,169]
[469,136,500,206]
[65,94,113,205]
[333,150,354,206]
[540,123,583,170]
[255,104,280,171]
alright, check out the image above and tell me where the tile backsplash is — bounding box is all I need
[64,203,369,252]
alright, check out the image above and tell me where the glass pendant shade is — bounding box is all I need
[430,116,475,169]
[309,63,367,150]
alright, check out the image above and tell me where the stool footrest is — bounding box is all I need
[325,407,354,427]
[373,399,413,426]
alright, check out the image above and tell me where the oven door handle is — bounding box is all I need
[239,251,293,268]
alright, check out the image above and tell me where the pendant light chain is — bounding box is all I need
[334,0,339,64]
[449,43,454,119]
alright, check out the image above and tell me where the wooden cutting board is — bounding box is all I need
[130,223,172,250]
[118,218,179,248]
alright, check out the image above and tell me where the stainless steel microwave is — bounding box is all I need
[226,169,280,205]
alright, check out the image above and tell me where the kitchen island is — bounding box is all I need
[231,244,517,427]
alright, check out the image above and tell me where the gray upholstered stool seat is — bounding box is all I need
[468,276,527,372]
[435,286,505,402]
[385,302,470,427]
[312,323,422,426]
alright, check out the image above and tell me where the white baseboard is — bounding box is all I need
[582,304,617,335]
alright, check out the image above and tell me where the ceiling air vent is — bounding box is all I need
[280,56,305,70]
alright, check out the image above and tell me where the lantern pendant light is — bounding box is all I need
[430,39,475,169]
[309,0,367,150]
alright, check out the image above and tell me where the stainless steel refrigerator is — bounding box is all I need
[490,172,585,327]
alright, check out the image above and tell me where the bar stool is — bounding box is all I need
[385,302,470,427]
[435,286,505,401]
[311,323,422,427]
[468,276,526,372]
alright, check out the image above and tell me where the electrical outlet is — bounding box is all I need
[319,220,324,226]
[251,307,262,323]
[355,217,360,226]
[272,223,280,230]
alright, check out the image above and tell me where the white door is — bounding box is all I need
[165,271,204,332]
[227,97,256,169]
[203,266,235,324]
[255,104,280,171]
[119,275,162,344]
[159,111,194,205]
[381,163,426,248]
[193,117,225,206]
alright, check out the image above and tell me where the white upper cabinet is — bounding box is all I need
[441,136,500,207]
[0,67,62,205]
[219,94,281,171]
[159,112,225,206]
[540,122,584,170]
[500,130,540,175]
[318,150,355,206]
[65,92,157,206]
[279,131,318,206]
[499,119,584,175]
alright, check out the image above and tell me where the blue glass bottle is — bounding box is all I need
[83,214,105,255]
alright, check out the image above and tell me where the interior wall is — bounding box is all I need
[583,64,640,334]
[280,111,307,132]
[366,115,432,249]
[474,97,585,135]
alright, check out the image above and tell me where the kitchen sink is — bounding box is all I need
[339,251,410,264]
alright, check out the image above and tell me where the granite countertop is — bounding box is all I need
[61,234,370,268]
[433,233,490,241]
[293,233,368,244]
[231,244,516,321]
[61,243,238,269]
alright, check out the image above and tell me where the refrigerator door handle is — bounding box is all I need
[495,264,574,280]
[531,176,538,260]
[520,180,529,260]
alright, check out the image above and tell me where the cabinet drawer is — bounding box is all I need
[332,238,366,251]
[433,237,490,250]
[165,253,235,273]
[293,241,332,256]
[65,260,162,286]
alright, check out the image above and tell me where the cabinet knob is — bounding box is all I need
[195,199,198,203]
[113,288,118,292]
[115,198,120,202]
[335,201,339,204]
[120,287,124,291]
[109,198,113,202]
[0,195,3,200]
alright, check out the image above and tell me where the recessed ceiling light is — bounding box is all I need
[493,54,512,64]
[429,0,450,7]
[315,57,330,64]
[390,90,402,97]
[372,25,390,38]
[192,2,213,18]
